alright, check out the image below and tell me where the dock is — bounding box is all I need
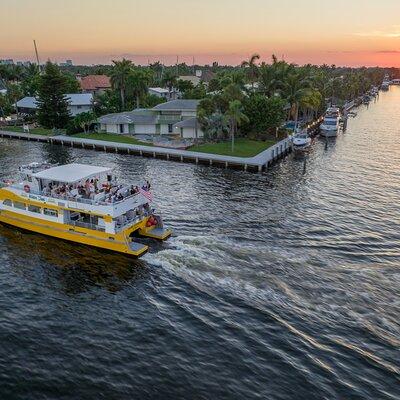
[0,130,293,173]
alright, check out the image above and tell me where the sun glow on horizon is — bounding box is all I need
[1,0,400,67]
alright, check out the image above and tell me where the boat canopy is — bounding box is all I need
[32,163,112,183]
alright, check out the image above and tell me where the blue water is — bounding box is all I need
[0,88,399,399]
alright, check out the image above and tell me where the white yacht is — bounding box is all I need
[292,130,312,152]
[320,107,340,137]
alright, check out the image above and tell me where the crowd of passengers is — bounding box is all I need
[42,177,151,203]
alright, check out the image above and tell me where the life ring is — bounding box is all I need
[24,184,30,193]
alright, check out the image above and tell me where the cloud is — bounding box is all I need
[354,26,400,38]
[375,50,400,54]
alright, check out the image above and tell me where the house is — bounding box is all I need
[178,75,201,86]
[59,60,73,67]
[148,87,178,100]
[16,93,93,116]
[79,75,111,96]
[178,70,215,87]
[98,99,204,139]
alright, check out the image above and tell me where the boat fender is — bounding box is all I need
[24,184,30,193]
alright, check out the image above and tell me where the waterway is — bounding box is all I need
[0,88,399,399]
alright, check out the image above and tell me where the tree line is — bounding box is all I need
[0,55,392,139]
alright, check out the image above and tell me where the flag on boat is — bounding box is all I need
[139,188,153,202]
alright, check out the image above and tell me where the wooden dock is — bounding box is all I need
[0,130,293,173]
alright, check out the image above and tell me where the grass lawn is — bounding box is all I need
[189,138,276,157]
[1,126,56,136]
[73,132,153,146]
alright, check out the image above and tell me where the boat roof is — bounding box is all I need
[32,163,112,183]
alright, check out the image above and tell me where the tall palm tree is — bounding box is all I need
[203,113,228,141]
[161,70,178,93]
[281,71,312,125]
[224,100,249,152]
[128,68,153,108]
[110,58,132,110]
[259,64,283,97]
[241,53,260,89]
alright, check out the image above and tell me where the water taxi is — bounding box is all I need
[0,163,172,257]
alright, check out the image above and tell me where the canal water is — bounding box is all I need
[0,89,399,400]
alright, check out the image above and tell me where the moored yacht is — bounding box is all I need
[0,163,172,257]
[320,107,340,137]
[381,75,390,91]
[292,130,312,152]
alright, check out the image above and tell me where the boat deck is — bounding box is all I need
[139,227,172,240]
[129,241,148,256]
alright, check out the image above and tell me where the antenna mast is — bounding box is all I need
[33,40,41,71]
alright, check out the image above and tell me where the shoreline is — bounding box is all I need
[0,130,293,173]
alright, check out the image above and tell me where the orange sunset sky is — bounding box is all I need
[1,0,400,67]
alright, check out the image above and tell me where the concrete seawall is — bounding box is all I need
[0,130,293,173]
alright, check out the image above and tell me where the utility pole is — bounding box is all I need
[33,40,41,72]
[176,55,179,76]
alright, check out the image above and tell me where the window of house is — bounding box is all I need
[77,105,82,109]
[168,124,173,133]
[28,205,41,213]
[44,208,58,217]
[14,201,26,210]
[3,199,12,207]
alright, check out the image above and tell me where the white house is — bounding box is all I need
[16,93,93,116]
[148,87,170,100]
[148,87,180,101]
[98,99,204,139]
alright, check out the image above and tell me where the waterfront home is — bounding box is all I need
[79,75,111,96]
[98,99,204,139]
[16,93,94,116]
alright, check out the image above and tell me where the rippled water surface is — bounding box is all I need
[0,89,400,400]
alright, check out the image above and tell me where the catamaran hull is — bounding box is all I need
[0,210,149,257]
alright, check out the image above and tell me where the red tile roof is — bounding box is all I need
[80,75,111,91]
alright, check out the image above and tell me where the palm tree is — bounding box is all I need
[241,53,260,89]
[281,71,312,126]
[110,58,133,110]
[161,70,178,93]
[300,89,322,122]
[259,64,283,97]
[203,113,228,141]
[224,100,249,152]
[128,68,152,108]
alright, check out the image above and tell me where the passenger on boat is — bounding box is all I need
[130,185,139,195]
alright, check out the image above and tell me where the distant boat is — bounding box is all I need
[363,95,371,105]
[381,75,390,91]
[320,107,340,137]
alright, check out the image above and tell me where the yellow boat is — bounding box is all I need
[0,163,172,257]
